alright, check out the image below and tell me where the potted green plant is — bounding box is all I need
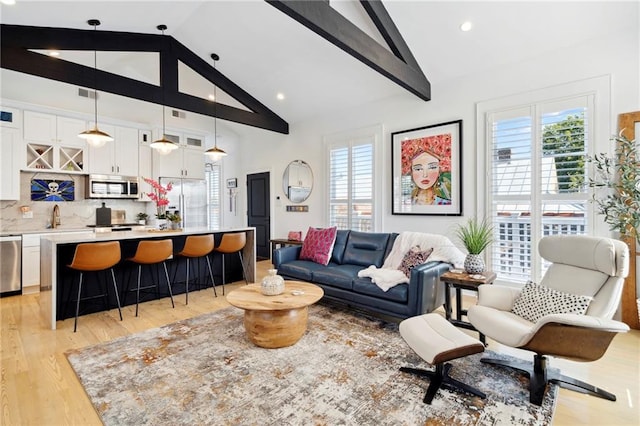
[588,132,640,246]
[166,212,182,230]
[454,217,494,274]
[136,212,149,225]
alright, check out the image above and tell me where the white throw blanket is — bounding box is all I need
[357,232,466,292]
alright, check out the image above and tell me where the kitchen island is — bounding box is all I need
[40,227,256,330]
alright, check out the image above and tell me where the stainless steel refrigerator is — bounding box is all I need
[160,177,208,228]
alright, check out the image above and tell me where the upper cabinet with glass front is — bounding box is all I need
[23,111,88,173]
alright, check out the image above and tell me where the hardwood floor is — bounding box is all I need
[1,260,638,425]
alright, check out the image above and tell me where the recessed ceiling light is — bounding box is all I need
[208,94,215,101]
[460,21,472,32]
[276,93,285,101]
[1,0,17,5]
[49,51,60,57]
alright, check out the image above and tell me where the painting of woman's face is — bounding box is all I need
[411,151,440,190]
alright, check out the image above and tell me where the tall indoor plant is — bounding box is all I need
[588,133,640,245]
[454,217,494,274]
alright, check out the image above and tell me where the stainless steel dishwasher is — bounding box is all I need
[0,235,22,296]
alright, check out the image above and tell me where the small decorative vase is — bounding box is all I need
[170,221,180,230]
[464,254,485,274]
[261,269,285,296]
[155,218,167,230]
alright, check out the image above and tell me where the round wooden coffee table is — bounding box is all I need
[226,281,324,349]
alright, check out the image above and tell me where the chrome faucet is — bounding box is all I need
[52,204,61,229]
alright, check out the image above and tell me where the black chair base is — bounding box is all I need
[481,355,616,406]
[400,363,486,404]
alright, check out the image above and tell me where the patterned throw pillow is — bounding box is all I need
[398,246,433,278]
[299,226,338,266]
[511,281,593,323]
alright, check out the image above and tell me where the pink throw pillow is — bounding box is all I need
[398,246,433,278]
[299,226,338,266]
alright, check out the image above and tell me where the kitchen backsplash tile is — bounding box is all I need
[0,173,149,232]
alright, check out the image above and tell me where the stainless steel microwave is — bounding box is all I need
[86,174,139,199]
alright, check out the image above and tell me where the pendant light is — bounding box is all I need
[150,24,179,155]
[205,53,227,161]
[78,19,113,148]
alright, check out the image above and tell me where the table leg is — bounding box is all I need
[444,282,452,321]
[455,287,463,321]
[243,306,308,348]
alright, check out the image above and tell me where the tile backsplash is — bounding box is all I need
[0,172,150,232]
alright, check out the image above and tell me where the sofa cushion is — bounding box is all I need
[342,231,390,268]
[398,246,433,278]
[312,264,362,290]
[277,260,328,282]
[353,279,408,303]
[299,226,338,265]
[511,281,593,323]
[330,230,350,264]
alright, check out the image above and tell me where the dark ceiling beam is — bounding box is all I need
[266,0,430,101]
[0,24,289,134]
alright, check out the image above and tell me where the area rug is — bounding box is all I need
[66,304,556,425]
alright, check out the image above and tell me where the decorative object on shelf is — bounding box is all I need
[261,269,285,296]
[143,177,172,220]
[149,24,179,155]
[30,178,75,201]
[287,231,302,241]
[454,217,493,274]
[588,132,640,247]
[391,120,462,216]
[77,19,113,148]
[205,53,228,161]
[136,212,149,225]
[226,178,237,188]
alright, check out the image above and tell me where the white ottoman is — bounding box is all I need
[399,313,486,404]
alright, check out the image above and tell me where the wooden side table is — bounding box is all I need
[270,238,304,259]
[440,270,497,344]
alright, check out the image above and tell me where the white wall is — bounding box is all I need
[238,25,639,242]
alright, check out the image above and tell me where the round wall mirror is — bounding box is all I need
[283,160,313,203]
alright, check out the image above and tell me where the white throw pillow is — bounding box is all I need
[511,281,593,323]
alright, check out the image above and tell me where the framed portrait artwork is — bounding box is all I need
[391,119,462,216]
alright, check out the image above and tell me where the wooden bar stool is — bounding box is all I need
[125,239,175,317]
[215,232,248,294]
[67,241,123,332]
[176,234,217,305]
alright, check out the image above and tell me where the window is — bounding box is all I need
[482,80,610,285]
[205,163,221,228]
[328,137,374,231]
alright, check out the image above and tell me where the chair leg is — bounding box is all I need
[221,253,226,292]
[73,272,84,332]
[185,258,191,305]
[110,268,123,321]
[135,265,142,317]
[400,363,485,404]
[480,354,616,406]
[163,261,175,308]
[205,255,217,297]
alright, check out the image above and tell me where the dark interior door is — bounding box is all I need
[247,172,271,260]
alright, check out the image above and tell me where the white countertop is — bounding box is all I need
[40,227,255,244]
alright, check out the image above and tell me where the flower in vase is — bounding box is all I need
[143,177,172,219]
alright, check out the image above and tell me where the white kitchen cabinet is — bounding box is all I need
[0,127,21,200]
[88,125,139,176]
[153,132,205,179]
[23,111,88,173]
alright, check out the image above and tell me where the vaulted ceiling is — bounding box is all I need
[0,1,635,139]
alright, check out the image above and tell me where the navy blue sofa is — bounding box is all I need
[273,230,451,319]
